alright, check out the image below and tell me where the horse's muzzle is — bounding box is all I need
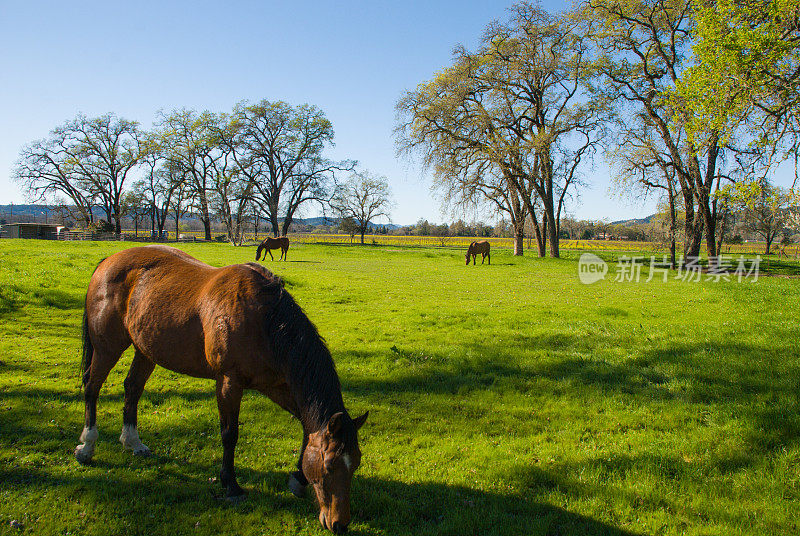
[320,512,348,534]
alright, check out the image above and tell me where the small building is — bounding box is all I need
[3,223,62,239]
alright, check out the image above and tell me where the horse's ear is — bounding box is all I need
[327,412,344,436]
[353,411,368,430]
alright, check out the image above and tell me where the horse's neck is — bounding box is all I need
[297,389,346,434]
[289,348,346,433]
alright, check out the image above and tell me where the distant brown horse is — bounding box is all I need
[76,245,367,534]
[256,236,290,261]
[465,240,491,265]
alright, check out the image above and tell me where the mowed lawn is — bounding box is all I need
[1,240,799,536]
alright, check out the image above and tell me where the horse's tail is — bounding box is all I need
[81,258,105,388]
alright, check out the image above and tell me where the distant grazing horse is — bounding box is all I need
[256,236,290,261]
[75,245,367,534]
[465,240,491,265]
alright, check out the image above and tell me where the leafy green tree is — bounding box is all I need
[586,0,769,263]
[681,0,800,181]
[397,3,606,258]
[721,179,797,253]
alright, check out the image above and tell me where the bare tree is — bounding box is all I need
[209,116,254,246]
[13,133,97,226]
[331,171,393,244]
[64,114,142,234]
[158,109,222,240]
[13,113,141,231]
[121,189,149,237]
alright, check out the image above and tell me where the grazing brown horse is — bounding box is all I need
[465,240,491,265]
[256,236,290,261]
[75,245,367,534]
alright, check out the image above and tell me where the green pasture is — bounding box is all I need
[1,240,799,535]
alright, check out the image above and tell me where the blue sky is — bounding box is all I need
[0,0,660,225]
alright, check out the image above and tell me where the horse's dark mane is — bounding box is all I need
[262,279,351,438]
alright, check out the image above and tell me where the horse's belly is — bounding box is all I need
[126,310,216,379]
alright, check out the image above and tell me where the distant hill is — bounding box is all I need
[293,216,401,230]
[0,204,60,217]
[0,205,402,229]
[611,214,657,225]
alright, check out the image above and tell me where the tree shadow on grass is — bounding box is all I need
[755,257,800,276]
[349,336,799,404]
[350,473,643,536]
[344,337,800,458]
[0,284,84,317]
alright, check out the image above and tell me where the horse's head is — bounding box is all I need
[303,411,368,534]
[465,251,471,265]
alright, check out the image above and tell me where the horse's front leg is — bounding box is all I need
[268,249,275,261]
[289,430,309,497]
[216,375,245,500]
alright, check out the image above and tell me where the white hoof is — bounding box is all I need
[132,444,151,456]
[120,425,151,456]
[288,474,306,497]
[75,426,98,464]
[74,444,94,464]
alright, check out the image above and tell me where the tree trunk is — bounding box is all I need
[281,205,297,238]
[513,222,524,256]
[668,190,677,268]
[699,195,717,266]
[547,208,560,258]
[269,213,280,237]
[683,191,702,258]
[196,192,212,240]
[530,211,547,257]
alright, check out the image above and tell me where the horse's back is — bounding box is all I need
[86,246,280,378]
[469,240,490,254]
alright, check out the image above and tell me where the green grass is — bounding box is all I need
[1,240,799,535]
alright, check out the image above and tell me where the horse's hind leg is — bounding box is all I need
[216,375,245,499]
[75,347,124,464]
[120,350,155,456]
